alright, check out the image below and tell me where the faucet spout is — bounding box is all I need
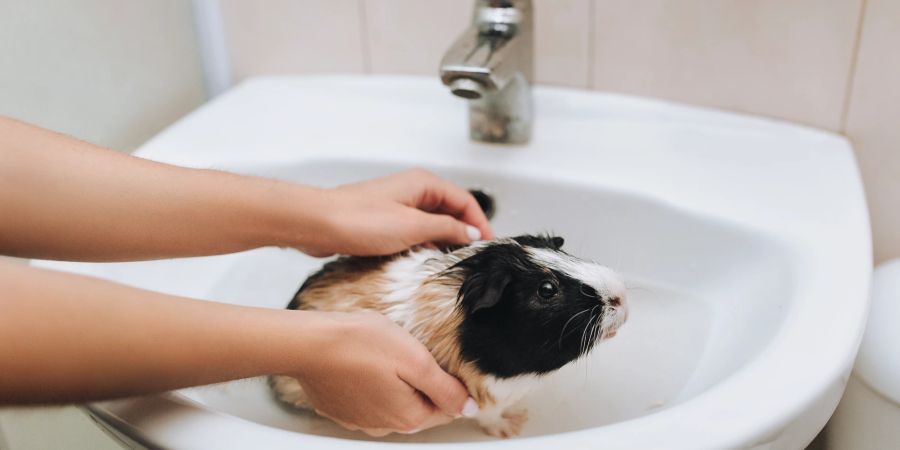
[440,0,533,144]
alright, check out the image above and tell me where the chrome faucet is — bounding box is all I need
[440,0,533,144]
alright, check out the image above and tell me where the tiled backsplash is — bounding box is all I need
[844,0,900,262]
[221,0,863,131]
[589,0,863,131]
[222,0,367,79]
[220,0,900,262]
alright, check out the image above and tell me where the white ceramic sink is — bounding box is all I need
[34,76,871,449]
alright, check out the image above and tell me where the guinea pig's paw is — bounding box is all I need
[478,407,528,438]
[270,375,312,409]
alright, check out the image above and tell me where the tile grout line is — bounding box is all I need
[357,0,373,74]
[839,0,869,135]
[587,0,596,89]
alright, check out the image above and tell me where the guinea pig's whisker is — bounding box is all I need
[559,307,593,349]
[588,315,598,342]
[584,316,602,374]
[580,306,600,356]
[589,313,602,347]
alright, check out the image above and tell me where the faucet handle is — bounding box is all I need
[439,0,532,94]
[439,0,533,144]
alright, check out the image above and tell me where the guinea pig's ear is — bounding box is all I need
[453,245,524,314]
[459,271,512,314]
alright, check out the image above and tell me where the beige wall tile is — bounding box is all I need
[363,0,470,75]
[221,0,366,81]
[534,0,591,88]
[0,1,206,151]
[591,0,863,131]
[844,0,900,263]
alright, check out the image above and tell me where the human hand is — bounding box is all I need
[296,169,493,257]
[292,311,475,436]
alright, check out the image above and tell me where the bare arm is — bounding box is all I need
[0,117,493,435]
[0,116,492,261]
[0,262,302,402]
[0,260,469,434]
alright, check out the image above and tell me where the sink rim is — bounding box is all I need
[36,75,870,449]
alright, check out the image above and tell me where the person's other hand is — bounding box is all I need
[297,169,494,257]
[292,311,474,436]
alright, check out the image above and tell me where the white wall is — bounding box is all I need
[218,0,897,263]
[0,0,207,151]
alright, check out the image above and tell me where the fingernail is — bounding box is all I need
[462,397,479,418]
[466,225,482,242]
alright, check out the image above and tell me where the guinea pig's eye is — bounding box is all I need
[538,281,558,299]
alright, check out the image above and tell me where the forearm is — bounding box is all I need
[0,262,323,404]
[0,117,318,261]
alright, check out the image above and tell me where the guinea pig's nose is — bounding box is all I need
[608,296,622,307]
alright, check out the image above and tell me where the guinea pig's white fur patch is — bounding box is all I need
[270,238,626,438]
[525,247,627,301]
[380,247,451,327]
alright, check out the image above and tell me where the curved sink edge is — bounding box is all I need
[68,75,871,449]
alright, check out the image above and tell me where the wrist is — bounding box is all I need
[257,308,341,378]
[248,178,330,251]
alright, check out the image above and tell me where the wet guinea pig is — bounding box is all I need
[270,234,628,438]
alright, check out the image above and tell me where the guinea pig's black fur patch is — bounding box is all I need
[452,236,606,378]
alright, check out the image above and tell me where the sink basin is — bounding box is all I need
[34,75,871,449]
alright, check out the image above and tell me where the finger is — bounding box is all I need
[391,391,447,434]
[435,203,492,241]
[412,176,493,240]
[433,188,493,239]
[397,354,471,418]
[415,213,480,246]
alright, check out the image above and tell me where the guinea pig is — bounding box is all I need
[270,234,628,438]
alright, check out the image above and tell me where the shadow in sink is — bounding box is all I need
[178,159,795,442]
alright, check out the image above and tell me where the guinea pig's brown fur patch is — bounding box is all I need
[410,279,495,407]
[290,252,496,408]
